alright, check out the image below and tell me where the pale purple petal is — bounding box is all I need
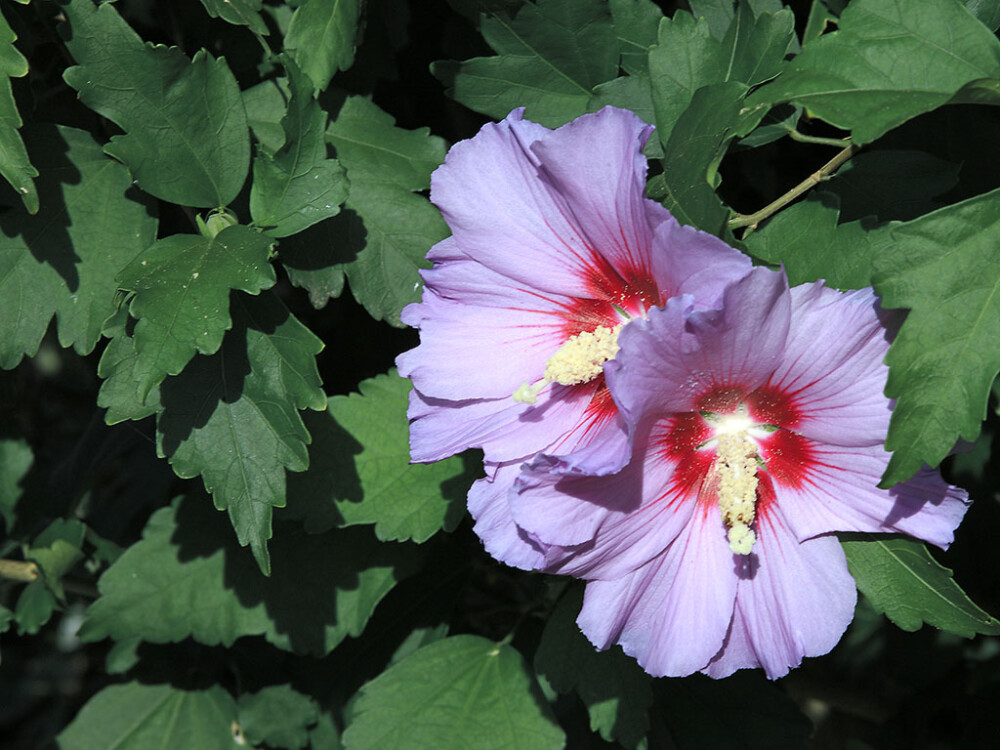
[405,384,594,464]
[651,216,754,308]
[577,503,738,677]
[609,267,791,425]
[704,506,856,679]
[431,109,612,297]
[529,107,662,277]
[511,423,697,578]
[777,444,970,548]
[767,284,894,447]
[397,257,571,401]
[468,462,549,570]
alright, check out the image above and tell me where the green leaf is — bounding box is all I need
[244,78,291,155]
[275,217,348,308]
[237,685,319,750]
[26,519,85,601]
[61,0,250,206]
[198,0,268,35]
[342,635,565,750]
[250,60,348,237]
[871,189,1000,484]
[842,535,1000,636]
[80,497,422,656]
[118,226,276,401]
[966,0,1000,31]
[434,0,618,127]
[745,0,1000,145]
[0,438,31,530]
[659,81,747,235]
[0,125,157,368]
[744,193,889,289]
[285,372,469,541]
[57,683,241,750]
[609,0,663,77]
[14,578,56,635]
[324,96,449,324]
[648,3,794,145]
[535,586,652,749]
[96,309,163,425]
[156,291,325,573]
[285,0,362,93]
[0,8,36,213]
[309,713,344,750]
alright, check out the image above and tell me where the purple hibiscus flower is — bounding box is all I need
[507,267,970,679]
[396,107,751,566]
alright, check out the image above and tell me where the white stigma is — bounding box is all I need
[512,323,624,404]
[713,413,760,555]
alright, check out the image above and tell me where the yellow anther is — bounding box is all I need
[715,430,759,555]
[512,323,624,404]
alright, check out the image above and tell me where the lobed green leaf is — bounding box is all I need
[237,685,319,750]
[118,226,276,401]
[0,125,156,369]
[80,496,421,656]
[342,635,565,750]
[0,438,31,530]
[843,535,1000,636]
[285,0,362,93]
[535,586,652,749]
[323,96,449,324]
[61,0,250,207]
[745,0,1000,144]
[57,683,241,750]
[250,60,348,238]
[434,0,618,127]
[285,372,470,541]
[0,8,36,213]
[198,0,268,35]
[155,291,325,573]
[872,189,1000,484]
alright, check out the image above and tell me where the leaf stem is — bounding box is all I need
[0,559,39,583]
[784,128,853,148]
[728,142,860,232]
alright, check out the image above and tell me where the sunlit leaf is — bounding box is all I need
[343,635,565,750]
[434,0,618,127]
[155,292,325,573]
[198,0,268,35]
[62,0,250,206]
[0,125,156,368]
[57,683,241,750]
[843,535,1000,636]
[745,0,1000,144]
[237,685,319,750]
[250,60,347,237]
[323,96,448,324]
[285,372,469,541]
[118,226,276,401]
[872,189,1000,484]
[286,0,362,92]
[0,8,36,213]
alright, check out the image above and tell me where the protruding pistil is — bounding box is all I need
[512,323,624,404]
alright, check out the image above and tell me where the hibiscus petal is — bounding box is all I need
[405,384,594,464]
[775,443,970,548]
[530,107,662,280]
[397,254,571,400]
[610,267,791,425]
[651,216,753,308]
[467,462,549,570]
[430,109,607,297]
[704,506,856,680]
[767,284,894,447]
[576,503,738,677]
